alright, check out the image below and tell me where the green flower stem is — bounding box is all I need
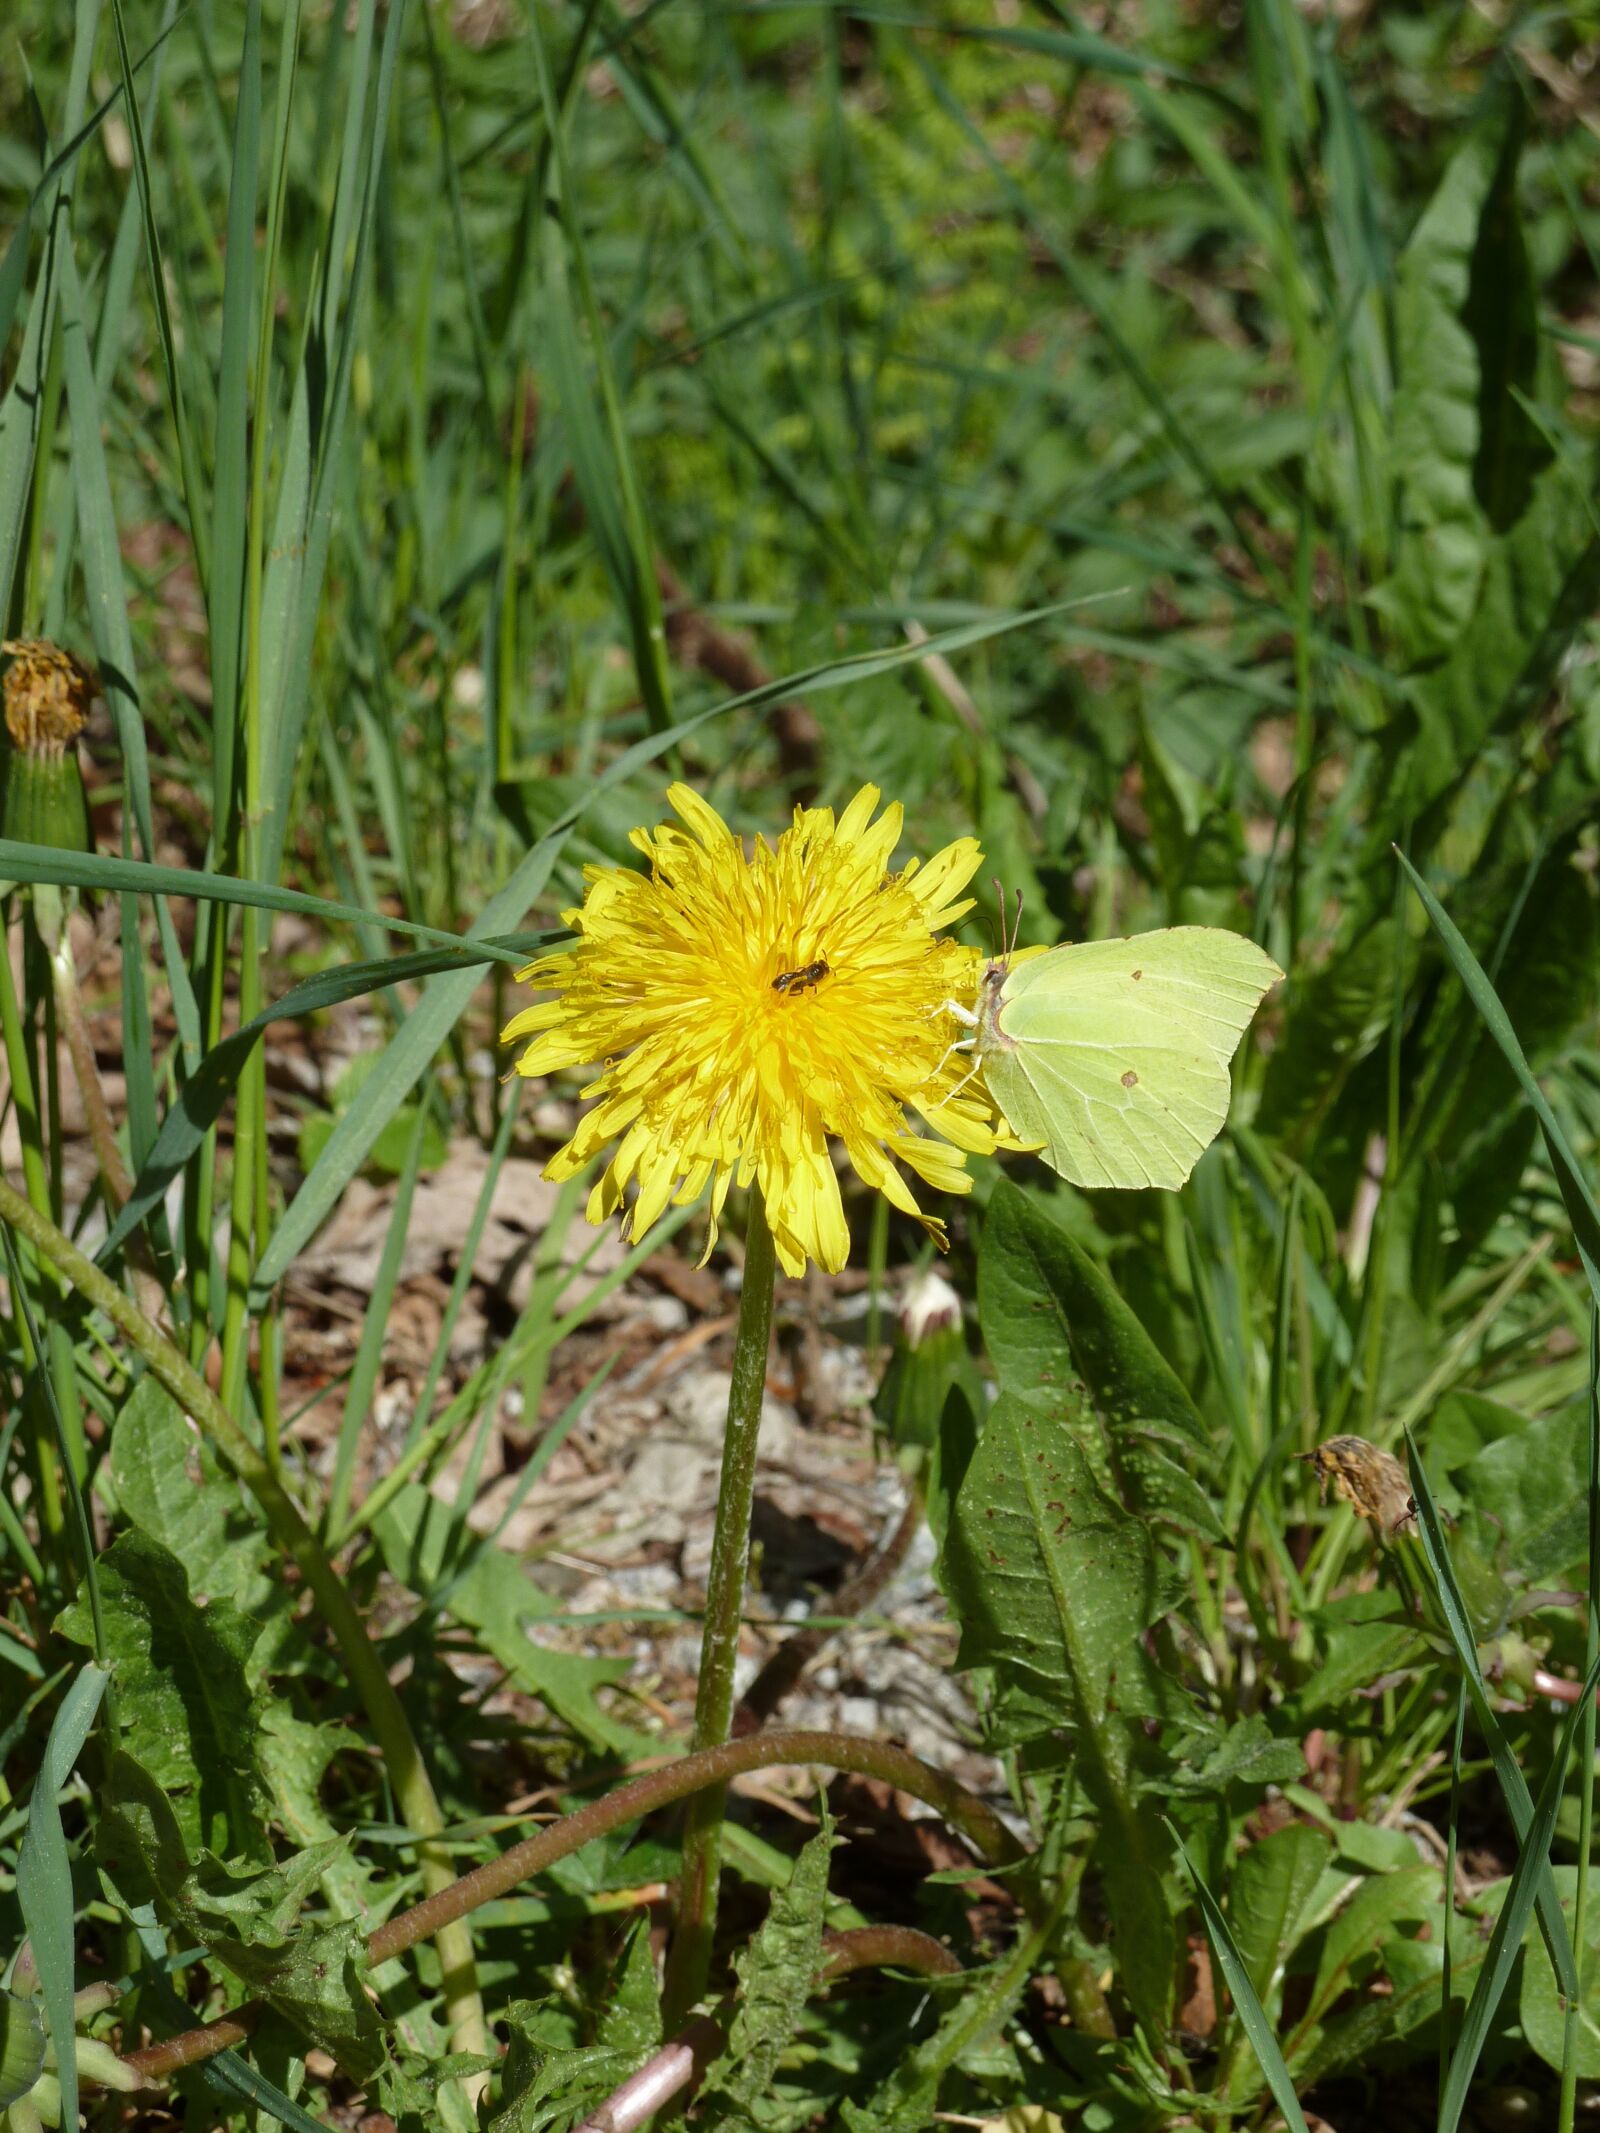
[0,912,66,1543]
[664,1185,779,2025]
[0,1173,488,2068]
[114,1725,1024,2086]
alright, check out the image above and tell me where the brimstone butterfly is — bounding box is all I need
[953,923,1283,1191]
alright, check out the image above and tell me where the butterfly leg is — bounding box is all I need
[930,1032,975,1081]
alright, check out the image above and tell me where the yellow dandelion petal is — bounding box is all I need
[905,835,985,918]
[500,784,1007,1274]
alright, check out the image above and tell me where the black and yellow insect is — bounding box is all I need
[772,960,830,995]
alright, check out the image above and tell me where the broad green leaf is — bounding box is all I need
[1407,448,1600,810]
[15,1665,107,2133]
[1373,98,1519,661]
[57,1531,268,1862]
[1398,848,1600,1310]
[1453,1397,1591,1586]
[696,1816,835,2127]
[979,1181,1222,1543]
[1295,1889,1491,2089]
[1217,1823,1329,2093]
[1295,1861,1437,2054]
[490,1923,663,2133]
[1167,1713,1305,1799]
[1522,1865,1600,2077]
[108,1378,280,1625]
[944,1392,1178,2030]
[97,1755,384,2081]
[1256,917,1417,1152]
[0,1993,45,2112]
[1288,1593,1422,1726]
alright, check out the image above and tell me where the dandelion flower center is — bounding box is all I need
[502,783,1000,1276]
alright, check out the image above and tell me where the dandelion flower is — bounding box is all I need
[502,784,1002,1277]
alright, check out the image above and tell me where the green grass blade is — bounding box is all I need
[530,1,674,735]
[325,1102,430,1538]
[1405,1425,1578,1998]
[0,22,181,360]
[1438,1649,1600,2132]
[97,941,548,1267]
[1167,1818,1310,2133]
[106,0,210,596]
[206,0,262,859]
[55,242,198,1201]
[402,1081,523,1453]
[1396,847,1600,1309]
[0,841,541,961]
[259,0,399,887]
[16,1663,109,2133]
[3,1232,101,1651]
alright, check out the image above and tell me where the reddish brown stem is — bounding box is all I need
[820,1925,963,1981]
[114,1728,1022,2087]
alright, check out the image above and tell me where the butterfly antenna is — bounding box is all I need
[1012,887,1024,958]
[991,877,1008,961]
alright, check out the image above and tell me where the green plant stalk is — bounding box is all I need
[113,1724,1024,2085]
[664,1187,779,2024]
[0,1171,488,2063]
[0,911,66,1542]
[1559,1305,1600,2133]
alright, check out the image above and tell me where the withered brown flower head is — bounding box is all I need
[2,639,96,759]
[1297,1434,1415,1536]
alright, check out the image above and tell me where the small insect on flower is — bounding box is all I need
[501,785,1005,1277]
[771,960,829,994]
[1297,1435,1415,1538]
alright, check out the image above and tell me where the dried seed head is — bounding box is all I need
[1296,1434,1415,1536]
[2,638,96,759]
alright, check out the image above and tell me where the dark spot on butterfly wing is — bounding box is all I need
[1131,968,1142,980]
[1121,1069,1138,1088]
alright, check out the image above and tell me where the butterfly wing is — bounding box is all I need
[985,927,1282,1189]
